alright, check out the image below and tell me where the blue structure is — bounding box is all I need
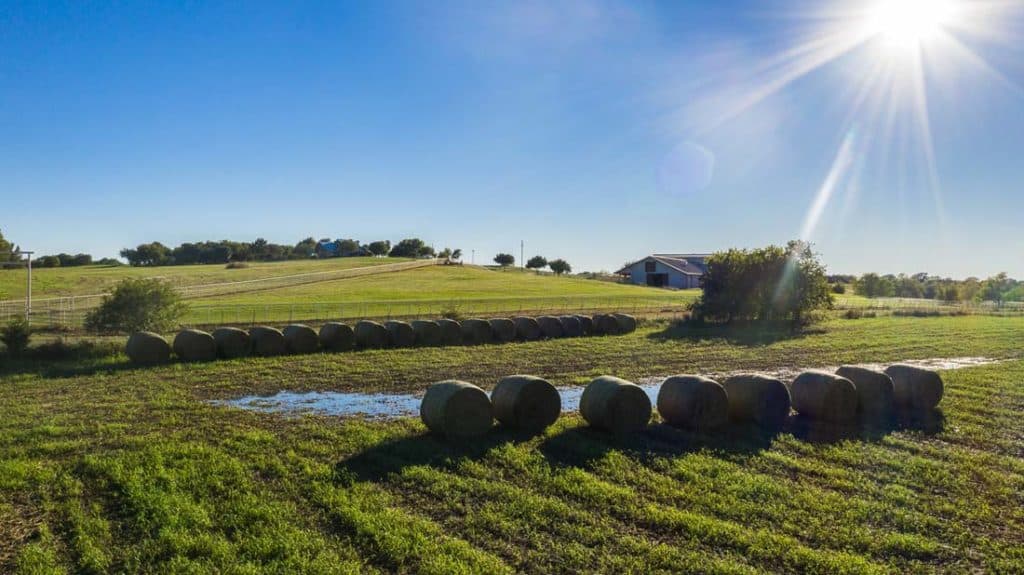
[616,254,709,289]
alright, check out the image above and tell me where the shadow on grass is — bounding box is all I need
[786,409,945,445]
[646,320,823,347]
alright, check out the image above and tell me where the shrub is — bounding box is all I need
[225,261,249,269]
[831,283,846,294]
[0,318,31,357]
[84,278,188,334]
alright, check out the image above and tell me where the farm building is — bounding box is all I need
[617,254,710,289]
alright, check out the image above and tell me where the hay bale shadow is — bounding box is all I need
[787,409,945,444]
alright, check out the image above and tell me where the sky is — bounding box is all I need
[2,0,1023,278]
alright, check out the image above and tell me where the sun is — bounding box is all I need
[864,0,958,48]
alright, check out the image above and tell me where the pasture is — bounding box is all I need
[1,315,1023,573]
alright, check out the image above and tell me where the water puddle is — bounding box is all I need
[212,357,1000,419]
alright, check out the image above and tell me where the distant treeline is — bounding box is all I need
[830,272,1023,304]
[118,237,456,267]
[33,253,123,268]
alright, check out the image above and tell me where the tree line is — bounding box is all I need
[837,272,1022,304]
[492,253,572,275]
[118,237,457,267]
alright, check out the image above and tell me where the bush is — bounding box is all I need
[224,261,249,269]
[84,278,188,334]
[0,318,31,357]
[831,283,846,294]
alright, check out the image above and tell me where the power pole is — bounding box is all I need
[520,240,524,269]
[471,249,475,264]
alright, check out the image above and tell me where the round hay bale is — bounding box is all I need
[656,375,729,430]
[575,315,594,335]
[212,327,250,359]
[884,364,944,410]
[559,315,584,337]
[283,324,319,354]
[723,374,791,428]
[461,318,493,345]
[536,316,565,339]
[489,318,517,343]
[612,313,637,334]
[126,331,171,365]
[354,320,389,349]
[492,375,561,432]
[420,380,493,439]
[580,376,652,434]
[435,318,463,346]
[384,321,416,348]
[835,366,895,417]
[512,316,543,341]
[318,322,355,352]
[172,329,216,362]
[790,370,858,423]
[593,314,621,336]
[411,320,443,346]
[249,326,286,357]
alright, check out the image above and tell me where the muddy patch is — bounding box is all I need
[211,357,1000,419]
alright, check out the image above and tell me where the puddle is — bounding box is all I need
[212,357,1000,419]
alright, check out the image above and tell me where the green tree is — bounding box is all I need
[292,237,318,259]
[389,239,428,258]
[84,278,188,334]
[120,242,171,266]
[0,317,31,357]
[493,253,515,267]
[978,272,1013,305]
[548,259,571,275]
[694,241,831,326]
[336,238,361,256]
[526,255,548,271]
[855,273,894,298]
[451,248,463,261]
[367,240,391,256]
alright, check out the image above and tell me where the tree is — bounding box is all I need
[693,241,832,326]
[84,278,188,334]
[390,238,428,258]
[36,255,61,268]
[548,259,571,275]
[854,273,894,298]
[418,245,436,258]
[526,255,548,271]
[438,248,452,259]
[120,242,171,266]
[493,253,515,267]
[292,237,318,259]
[0,317,31,357]
[978,272,1013,305]
[451,248,463,261]
[336,238,360,256]
[0,228,18,264]
[367,240,391,257]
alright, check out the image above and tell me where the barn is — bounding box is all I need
[617,254,709,289]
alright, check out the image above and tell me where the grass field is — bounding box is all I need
[2,315,1023,573]
[0,257,407,301]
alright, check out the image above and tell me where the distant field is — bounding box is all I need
[2,315,1023,572]
[0,257,407,301]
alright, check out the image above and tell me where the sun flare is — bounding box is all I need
[864,0,958,48]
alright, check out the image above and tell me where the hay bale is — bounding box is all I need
[656,375,729,430]
[790,370,859,423]
[384,321,416,348]
[559,315,584,337]
[249,326,286,357]
[489,318,517,343]
[212,327,250,359]
[318,322,354,352]
[575,315,594,335]
[420,380,493,439]
[283,324,319,354]
[491,375,561,432]
[512,316,543,341]
[435,318,463,346]
[411,320,443,346]
[461,318,493,345]
[536,316,565,339]
[723,374,791,428]
[884,364,944,410]
[835,366,895,417]
[354,320,389,349]
[593,314,621,336]
[172,328,216,362]
[580,376,652,434]
[126,331,171,365]
[612,313,637,334]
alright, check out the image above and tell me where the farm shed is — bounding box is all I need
[616,254,709,289]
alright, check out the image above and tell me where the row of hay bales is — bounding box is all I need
[124,313,638,365]
[421,364,944,439]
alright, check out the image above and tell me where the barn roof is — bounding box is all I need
[616,254,708,276]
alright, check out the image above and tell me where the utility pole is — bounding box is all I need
[520,240,524,269]
[471,249,475,264]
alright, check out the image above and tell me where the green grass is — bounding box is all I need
[1,315,1023,572]
[0,257,404,301]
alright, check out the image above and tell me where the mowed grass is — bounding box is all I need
[0,257,405,300]
[1,315,1023,573]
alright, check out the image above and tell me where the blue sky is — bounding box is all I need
[2,0,1022,277]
